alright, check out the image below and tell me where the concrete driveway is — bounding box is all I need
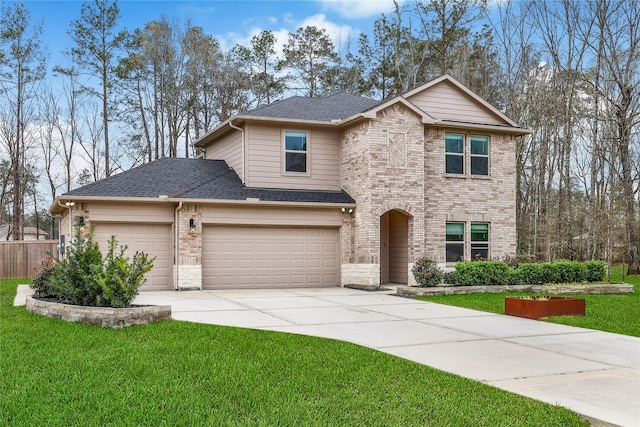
[15,284,640,426]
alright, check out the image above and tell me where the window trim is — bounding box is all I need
[445,133,465,175]
[470,222,490,260]
[470,135,490,176]
[445,222,465,263]
[444,132,491,177]
[282,129,310,176]
[445,221,492,263]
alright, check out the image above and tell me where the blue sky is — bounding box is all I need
[15,0,406,65]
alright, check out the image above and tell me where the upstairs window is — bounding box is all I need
[446,222,465,262]
[284,130,307,173]
[445,133,464,174]
[470,136,489,176]
[470,223,489,260]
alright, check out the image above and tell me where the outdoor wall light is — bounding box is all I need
[65,200,75,207]
[189,218,196,234]
[341,208,346,212]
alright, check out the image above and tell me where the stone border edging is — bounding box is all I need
[26,296,172,329]
[397,283,634,298]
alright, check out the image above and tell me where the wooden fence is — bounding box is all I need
[0,240,59,279]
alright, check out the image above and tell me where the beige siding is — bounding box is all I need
[88,203,174,223]
[407,80,507,125]
[93,223,173,290]
[202,205,342,227]
[205,128,243,177]
[245,123,341,191]
[202,225,339,289]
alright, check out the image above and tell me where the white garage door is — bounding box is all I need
[93,223,172,291]
[202,226,339,289]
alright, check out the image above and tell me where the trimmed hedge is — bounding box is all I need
[453,260,608,286]
[455,261,510,286]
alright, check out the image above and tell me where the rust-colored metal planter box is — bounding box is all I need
[504,296,585,320]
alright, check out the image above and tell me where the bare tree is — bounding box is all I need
[66,0,126,176]
[0,3,46,240]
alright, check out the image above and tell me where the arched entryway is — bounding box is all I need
[380,209,410,284]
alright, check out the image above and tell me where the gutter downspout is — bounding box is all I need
[228,120,245,184]
[174,201,183,290]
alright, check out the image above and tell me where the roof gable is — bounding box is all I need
[243,92,380,122]
[403,74,518,127]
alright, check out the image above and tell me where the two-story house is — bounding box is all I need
[50,74,529,291]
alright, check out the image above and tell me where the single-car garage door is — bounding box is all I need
[202,226,339,289]
[93,223,172,290]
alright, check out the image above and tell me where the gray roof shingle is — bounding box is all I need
[242,92,380,121]
[64,158,354,204]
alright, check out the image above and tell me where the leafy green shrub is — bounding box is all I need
[48,231,104,305]
[442,270,458,285]
[412,257,443,287]
[95,237,154,308]
[35,227,154,308]
[584,260,606,282]
[455,261,510,286]
[510,263,545,285]
[538,263,560,284]
[553,260,586,283]
[31,256,58,298]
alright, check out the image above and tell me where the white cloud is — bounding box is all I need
[316,0,407,19]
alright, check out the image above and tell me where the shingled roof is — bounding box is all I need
[63,158,354,204]
[242,92,381,121]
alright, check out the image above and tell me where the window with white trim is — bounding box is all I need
[446,222,464,262]
[284,130,308,173]
[470,223,489,260]
[445,133,464,174]
[445,133,490,176]
[470,136,489,176]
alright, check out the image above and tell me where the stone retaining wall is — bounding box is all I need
[26,296,172,329]
[397,283,634,298]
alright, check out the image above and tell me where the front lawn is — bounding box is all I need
[0,279,587,426]
[419,266,640,337]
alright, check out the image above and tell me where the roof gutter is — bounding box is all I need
[50,195,355,213]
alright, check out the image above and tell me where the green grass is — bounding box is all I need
[0,279,588,426]
[419,266,640,337]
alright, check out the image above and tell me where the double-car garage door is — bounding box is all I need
[202,226,339,289]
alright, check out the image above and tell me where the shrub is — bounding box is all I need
[48,231,104,305]
[538,263,561,284]
[442,270,458,285]
[553,260,586,283]
[95,237,154,308]
[511,263,545,285]
[35,227,154,308]
[412,257,443,287]
[31,256,58,298]
[584,260,606,282]
[455,261,510,286]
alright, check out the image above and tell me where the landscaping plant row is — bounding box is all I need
[412,258,607,287]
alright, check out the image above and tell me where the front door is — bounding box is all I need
[380,210,409,284]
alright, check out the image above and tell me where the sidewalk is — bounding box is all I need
[16,285,640,426]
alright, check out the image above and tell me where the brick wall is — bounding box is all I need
[341,104,517,285]
[177,203,202,290]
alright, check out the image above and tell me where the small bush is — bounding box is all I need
[412,257,443,287]
[31,256,58,298]
[553,260,587,283]
[95,237,154,308]
[33,227,154,308]
[442,270,458,285]
[456,261,510,286]
[511,263,545,285]
[584,260,606,282]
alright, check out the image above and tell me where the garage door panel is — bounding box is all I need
[93,223,172,291]
[203,226,339,289]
